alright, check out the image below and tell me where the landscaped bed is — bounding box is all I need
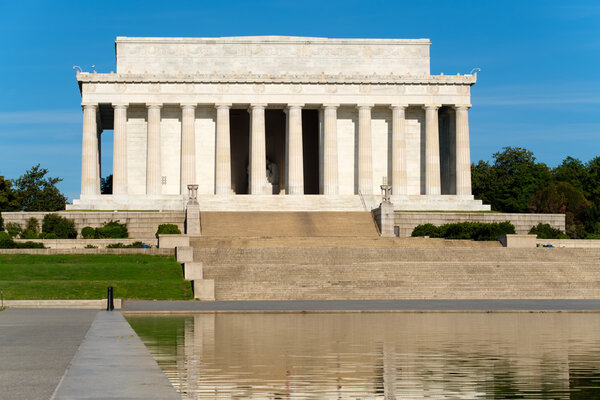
[0,254,192,300]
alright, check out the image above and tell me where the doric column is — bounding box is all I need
[146,104,162,196]
[249,104,267,194]
[286,104,304,195]
[391,104,408,197]
[112,104,128,196]
[424,104,441,195]
[357,104,374,195]
[81,103,100,196]
[322,104,339,195]
[215,103,232,195]
[455,104,472,196]
[180,104,196,195]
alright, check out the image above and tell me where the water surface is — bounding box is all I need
[127,313,600,399]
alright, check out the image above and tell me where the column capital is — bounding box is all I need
[180,103,197,110]
[81,102,98,109]
[453,104,472,110]
[322,103,339,110]
[286,103,304,109]
[422,104,441,111]
[356,104,374,110]
[215,103,232,110]
[390,104,408,110]
[112,103,129,110]
[146,103,163,109]
[248,103,267,110]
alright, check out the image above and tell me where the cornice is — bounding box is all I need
[77,72,477,86]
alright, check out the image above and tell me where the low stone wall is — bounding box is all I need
[0,248,174,255]
[394,212,565,237]
[537,239,600,248]
[12,238,158,249]
[1,211,184,239]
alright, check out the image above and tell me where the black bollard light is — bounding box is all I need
[107,286,114,311]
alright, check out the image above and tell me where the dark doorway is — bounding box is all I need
[230,109,249,194]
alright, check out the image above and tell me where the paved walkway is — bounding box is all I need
[124,299,600,312]
[0,308,97,400]
[52,311,180,400]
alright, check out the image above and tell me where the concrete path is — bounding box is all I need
[52,311,180,400]
[124,299,600,312]
[0,308,97,400]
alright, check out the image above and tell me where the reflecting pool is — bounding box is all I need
[126,313,600,399]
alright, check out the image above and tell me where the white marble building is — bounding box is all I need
[68,36,489,211]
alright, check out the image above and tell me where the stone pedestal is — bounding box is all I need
[378,201,395,237]
[185,184,201,235]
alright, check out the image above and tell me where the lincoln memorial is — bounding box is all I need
[68,36,489,211]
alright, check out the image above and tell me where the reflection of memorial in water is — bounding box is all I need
[129,313,600,399]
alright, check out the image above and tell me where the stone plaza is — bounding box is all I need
[69,36,489,211]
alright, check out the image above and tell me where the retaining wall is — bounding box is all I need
[1,211,184,239]
[0,248,174,255]
[395,212,565,237]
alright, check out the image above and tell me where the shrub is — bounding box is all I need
[95,220,128,239]
[529,223,569,239]
[0,231,15,248]
[106,241,146,248]
[81,226,96,239]
[411,223,438,237]
[411,221,516,241]
[42,213,77,239]
[0,212,3,231]
[84,244,98,249]
[5,222,22,238]
[21,217,39,239]
[155,224,181,238]
[16,241,45,249]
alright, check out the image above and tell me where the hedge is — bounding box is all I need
[411,221,516,241]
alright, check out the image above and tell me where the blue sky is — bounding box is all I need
[1,0,599,201]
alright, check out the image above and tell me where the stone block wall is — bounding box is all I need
[394,212,565,237]
[1,211,184,239]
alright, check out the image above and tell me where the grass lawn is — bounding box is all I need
[0,254,193,300]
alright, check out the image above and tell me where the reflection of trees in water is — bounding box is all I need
[570,368,600,400]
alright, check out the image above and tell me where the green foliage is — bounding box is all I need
[0,176,18,211]
[472,147,551,213]
[155,224,181,238]
[94,220,128,239]
[13,165,66,211]
[0,231,15,248]
[529,223,569,239]
[411,223,438,237]
[411,221,515,241]
[42,214,77,239]
[81,226,96,239]
[84,244,98,249]
[0,212,3,231]
[5,222,22,238]
[101,174,113,195]
[529,182,591,237]
[21,217,39,239]
[0,232,44,248]
[106,241,146,248]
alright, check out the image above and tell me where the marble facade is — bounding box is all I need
[68,36,489,211]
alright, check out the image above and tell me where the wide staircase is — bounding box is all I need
[188,212,600,300]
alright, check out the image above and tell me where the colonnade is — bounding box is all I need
[80,103,471,198]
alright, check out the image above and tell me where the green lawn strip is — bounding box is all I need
[0,254,192,300]
[0,280,193,300]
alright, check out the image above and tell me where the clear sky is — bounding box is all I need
[1,0,599,201]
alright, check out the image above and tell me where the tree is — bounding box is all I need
[529,182,590,237]
[0,176,18,211]
[471,147,552,213]
[13,165,66,211]
[585,156,600,206]
[552,156,589,195]
[101,174,113,195]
